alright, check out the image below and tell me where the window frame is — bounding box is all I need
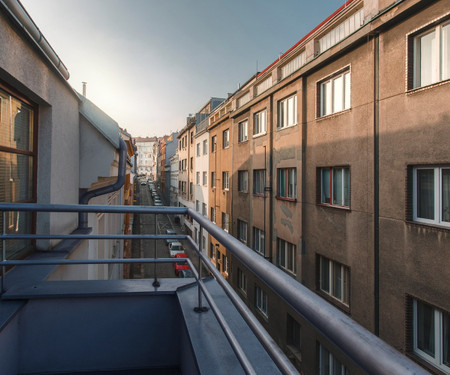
[210,207,216,223]
[253,169,266,196]
[408,18,450,90]
[277,94,298,129]
[222,171,230,190]
[319,343,348,375]
[196,142,200,156]
[211,171,216,188]
[222,212,230,232]
[253,227,265,255]
[412,166,450,228]
[238,219,248,244]
[277,168,297,200]
[318,166,351,209]
[277,238,296,275]
[318,255,350,306]
[203,139,208,155]
[238,120,248,143]
[211,135,217,152]
[238,170,249,193]
[202,171,207,186]
[412,298,450,374]
[238,268,247,295]
[253,110,267,137]
[255,285,268,318]
[318,68,351,118]
[223,129,230,149]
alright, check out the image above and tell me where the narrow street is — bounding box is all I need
[130,182,204,280]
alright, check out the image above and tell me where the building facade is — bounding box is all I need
[135,137,157,177]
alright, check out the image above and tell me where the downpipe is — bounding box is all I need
[78,137,127,228]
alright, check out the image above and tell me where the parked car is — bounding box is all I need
[168,241,184,257]
[155,202,163,206]
[140,181,146,185]
[173,253,189,276]
[166,229,177,245]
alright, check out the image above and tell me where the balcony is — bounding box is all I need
[0,204,429,375]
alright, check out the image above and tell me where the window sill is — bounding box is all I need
[253,132,267,139]
[317,290,350,314]
[405,220,450,233]
[238,139,249,144]
[256,309,269,321]
[317,203,350,212]
[316,108,351,121]
[276,196,297,202]
[279,265,297,278]
[253,193,265,198]
[276,123,298,131]
[238,191,248,195]
[405,352,448,375]
[406,78,450,95]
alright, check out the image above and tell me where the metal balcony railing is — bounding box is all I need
[0,203,429,375]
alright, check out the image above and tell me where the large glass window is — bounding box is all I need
[253,110,267,136]
[278,238,296,274]
[238,219,248,244]
[319,344,348,375]
[238,170,248,192]
[413,166,450,227]
[222,171,229,190]
[223,129,230,149]
[278,95,297,129]
[0,87,36,259]
[277,168,297,199]
[238,120,248,142]
[413,299,450,374]
[319,255,350,306]
[319,70,351,117]
[253,169,265,195]
[412,21,450,89]
[253,227,265,255]
[320,167,350,208]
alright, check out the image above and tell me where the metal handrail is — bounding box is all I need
[0,203,430,375]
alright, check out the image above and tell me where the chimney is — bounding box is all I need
[82,82,87,97]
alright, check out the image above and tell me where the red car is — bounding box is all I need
[174,253,189,276]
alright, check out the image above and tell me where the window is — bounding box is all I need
[196,171,200,185]
[318,255,350,306]
[222,212,230,232]
[211,207,216,223]
[222,171,229,190]
[223,129,230,148]
[210,242,215,258]
[238,219,248,244]
[211,135,217,152]
[211,171,216,188]
[278,238,296,274]
[239,120,248,142]
[319,69,351,117]
[253,169,265,195]
[278,95,297,128]
[196,200,200,212]
[202,171,207,186]
[412,166,450,227]
[319,343,348,375]
[223,254,228,274]
[190,157,193,170]
[255,286,268,317]
[238,268,247,294]
[203,139,208,154]
[216,249,221,272]
[410,20,450,89]
[253,110,267,136]
[319,167,350,208]
[412,299,450,373]
[253,227,265,255]
[277,168,297,199]
[287,314,301,352]
[190,131,194,144]
[189,182,193,198]
[202,203,207,216]
[238,170,248,192]
[0,87,36,259]
[196,142,200,156]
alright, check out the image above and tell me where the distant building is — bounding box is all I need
[135,137,157,177]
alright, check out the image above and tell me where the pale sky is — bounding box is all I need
[20,0,346,138]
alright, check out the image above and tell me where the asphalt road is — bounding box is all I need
[130,182,204,280]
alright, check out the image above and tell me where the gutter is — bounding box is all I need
[78,137,127,228]
[1,0,70,80]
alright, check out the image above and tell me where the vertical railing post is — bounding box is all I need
[152,212,160,287]
[194,225,208,313]
[1,211,6,294]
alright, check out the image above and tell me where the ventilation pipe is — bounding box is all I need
[82,82,87,97]
[2,0,70,80]
[78,137,127,228]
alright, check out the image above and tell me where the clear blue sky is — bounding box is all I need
[21,0,346,138]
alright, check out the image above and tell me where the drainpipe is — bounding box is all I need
[78,137,127,229]
[2,0,70,80]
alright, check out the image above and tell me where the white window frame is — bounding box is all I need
[211,171,216,188]
[320,167,350,208]
[239,120,248,142]
[278,238,296,274]
[277,168,297,199]
[211,207,216,223]
[238,219,248,244]
[253,110,267,136]
[412,299,450,374]
[278,95,297,129]
[411,20,450,89]
[253,227,265,255]
[255,286,268,317]
[222,212,229,232]
[202,171,207,186]
[238,268,247,294]
[319,69,351,117]
[413,166,450,227]
[238,170,249,193]
[319,255,350,306]
[222,171,229,190]
[223,129,230,149]
[203,139,208,155]
[319,343,348,375]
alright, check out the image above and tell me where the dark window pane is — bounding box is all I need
[417,300,435,357]
[443,310,450,366]
[417,169,435,219]
[442,169,450,222]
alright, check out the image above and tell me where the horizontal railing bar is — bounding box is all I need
[187,208,429,375]
[0,258,188,266]
[0,203,188,215]
[186,236,298,375]
[0,234,188,240]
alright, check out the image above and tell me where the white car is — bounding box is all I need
[168,241,184,257]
